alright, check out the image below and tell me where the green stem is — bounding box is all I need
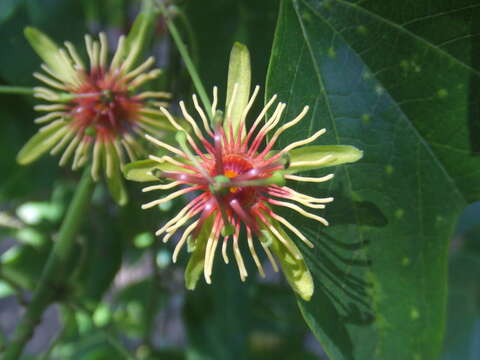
[0,86,35,96]
[160,4,213,119]
[4,167,95,360]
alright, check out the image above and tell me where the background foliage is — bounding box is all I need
[0,0,479,359]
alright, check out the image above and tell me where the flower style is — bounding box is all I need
[17,25,171,204]
[133,84,362,301]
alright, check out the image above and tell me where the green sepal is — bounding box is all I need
[185,215,214,290]
[265,219,314,301]
[24,27,78,85]
[124,160,158,182]
[225,42,251,137]
[123,158,193,182]
[287,145,363,173]
[17,122,67,165]
[121,1,158,72]
[106,169,128,206]
[104,142,128,206]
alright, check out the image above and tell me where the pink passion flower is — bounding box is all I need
[17,26,171,204]
[129,84,363,301]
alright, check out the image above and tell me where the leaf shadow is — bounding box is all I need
[327,193,388,228]
[297,228,375,360]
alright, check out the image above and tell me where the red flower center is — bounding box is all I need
[210,153,259,208]
[70,68,140,138]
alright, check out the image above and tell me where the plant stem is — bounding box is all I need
[0,86,34,96]
[4,167,95,360]
[160,4,213,119]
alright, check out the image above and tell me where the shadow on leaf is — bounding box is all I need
[296,229,374,360]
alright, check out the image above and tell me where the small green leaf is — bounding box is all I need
[266,220,314,301]
[17,122,67,165]
[288,145,363,173]
[185,215,214,290]
[225,42,251,137]
[24,27,78,86]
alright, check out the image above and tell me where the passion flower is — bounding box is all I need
[17,22,171,204]
[126,43,362,300]
[132,91,361,301]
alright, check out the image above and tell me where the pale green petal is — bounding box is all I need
[185,215,214,290]
[287,145,363,173]
[104,142,128,205]
[225,42,251,137]
[124,160,159,182]
[124,157,194,182]
[24,27,78,86]
[265,220,314,301]
[17,122,68,165]
[106,168,128,206]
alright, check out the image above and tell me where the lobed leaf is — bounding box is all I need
[266,0,478,358]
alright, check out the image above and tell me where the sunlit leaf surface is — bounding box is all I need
[267,0,480,358]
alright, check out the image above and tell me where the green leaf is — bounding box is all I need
[288,145,363,173]
[24,27,78,85]
[16,121,67,165]
[267,0,478,358]
[225,42,251,136]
